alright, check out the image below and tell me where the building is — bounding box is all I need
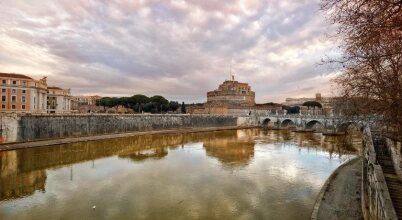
[207,75,255,107]
[282,93,335,108]
[47,87,73,113]
[0,73,47,113]
[0,72,77,114]
[282,93,337,116]
[188,75,280,115]
[73,95,103,113]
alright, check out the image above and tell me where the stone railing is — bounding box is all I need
[362,127,398,220]
[385,136,402,180]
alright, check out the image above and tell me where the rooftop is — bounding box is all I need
[47,86,63,90]
[0,73,33,80]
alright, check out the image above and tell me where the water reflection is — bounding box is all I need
[203,130,255,168]
[0,129,361,220]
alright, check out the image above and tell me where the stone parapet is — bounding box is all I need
[385,137,402,180]
[362,127,398,220]
[0,114,251,144]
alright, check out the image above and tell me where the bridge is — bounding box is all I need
[257,114,366,134]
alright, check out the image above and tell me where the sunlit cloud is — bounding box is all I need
[0,0,338,102]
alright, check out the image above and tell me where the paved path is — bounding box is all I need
[0,126,258,151]
[314,157,363,220]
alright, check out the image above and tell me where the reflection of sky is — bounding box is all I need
[0,131,355,220]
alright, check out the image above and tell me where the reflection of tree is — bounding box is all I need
[203,130,256,168]
[119,148,169,161]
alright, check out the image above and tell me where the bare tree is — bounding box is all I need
[321,0,402,136]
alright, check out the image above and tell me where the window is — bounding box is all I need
[22,89,26,94]
[11,89,16,94]
[22,96,26,103]
[11,96,16,102]
[2,80,6,85]
[12,80,17,85]
[1,96,6,102]
[1,105,5,109]
[11,105,16,109]
[1,89,5,93]
[22,105,26,110]
[22,80,27,86]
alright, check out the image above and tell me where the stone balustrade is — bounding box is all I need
[362,127,398,220]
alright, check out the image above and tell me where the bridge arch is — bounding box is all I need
[280,119,295,128]
[306,120,324,132]
[262,118,274,128]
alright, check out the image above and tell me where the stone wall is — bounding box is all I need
[361,127,398,220]
[386,137,402,180]
[0,114,256,144]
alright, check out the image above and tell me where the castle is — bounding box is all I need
[189,75,278,115]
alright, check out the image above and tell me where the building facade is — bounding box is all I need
[188,76,280,115]
[0,73,73,114]
[282,93,337,116]
[207,77,256,107]
[47,87,73,114]
[73,95,103,113]
[283,93,335,108]
[0,73,48,113]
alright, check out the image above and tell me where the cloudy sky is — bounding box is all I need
[0,0,340,103]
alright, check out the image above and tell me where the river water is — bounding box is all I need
[0,129,360,220]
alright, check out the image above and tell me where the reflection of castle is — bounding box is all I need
[203,130,256,168]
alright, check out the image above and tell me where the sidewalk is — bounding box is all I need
[312,157,363,220]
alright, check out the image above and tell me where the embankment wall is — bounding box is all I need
[0,114,258,144]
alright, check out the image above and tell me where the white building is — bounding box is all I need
[47,87,73,113]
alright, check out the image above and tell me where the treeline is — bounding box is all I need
[282,101,322,114]
[96,94,185,113]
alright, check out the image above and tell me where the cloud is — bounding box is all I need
[0,0,339,102]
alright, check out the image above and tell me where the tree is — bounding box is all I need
[181,102,186,114]
[282,105,300,114]
[167,101,180,112]
[321,0,402,135]
[303,101,322,109]
[95,94,181,114]
[96,97,119,108]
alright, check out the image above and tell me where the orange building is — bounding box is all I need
[0,73,47,113]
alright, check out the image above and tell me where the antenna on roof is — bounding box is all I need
[229,58,235,81]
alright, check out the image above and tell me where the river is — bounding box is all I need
[0,129,360,220]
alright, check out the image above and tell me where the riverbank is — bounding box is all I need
[311,157,363,220]
[0,125,260,151]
